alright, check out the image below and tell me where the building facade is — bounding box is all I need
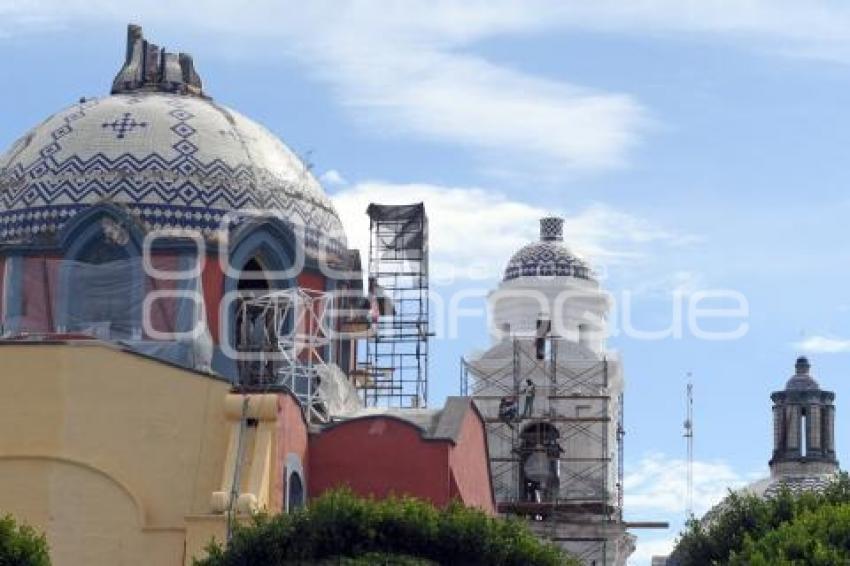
[466,217,634,565]
[0,25,494,566]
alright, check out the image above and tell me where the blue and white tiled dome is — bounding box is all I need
[0,26,346,253]
[503,217,593,281]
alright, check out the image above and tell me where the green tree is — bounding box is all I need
[732,503,850,565]
[671,473,850,565]
[195,489,577,566]
[0,514,50,566]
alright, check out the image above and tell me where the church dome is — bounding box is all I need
[503,217,593,281]
[742,473,835,499]
[0,25,346,253]
[784,356,821,391]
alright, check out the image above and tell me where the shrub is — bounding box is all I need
[194,489,576,566]
[0,514,50,566]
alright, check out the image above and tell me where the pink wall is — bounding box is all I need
[447,408,496,514]
[274,393,309,513]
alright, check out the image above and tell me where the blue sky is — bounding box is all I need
[4,2,850,562]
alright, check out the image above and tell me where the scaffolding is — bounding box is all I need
[359,203,429,408]
[235,288,361,423]
[462,336,624,564]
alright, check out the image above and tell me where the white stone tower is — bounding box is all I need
[466,217,633,565]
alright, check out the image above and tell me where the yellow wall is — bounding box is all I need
[0,342,234,566]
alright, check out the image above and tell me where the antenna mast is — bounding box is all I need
[684,376,694,518]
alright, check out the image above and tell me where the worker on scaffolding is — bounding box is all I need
[498,395,518,422]
[521,378,536,419]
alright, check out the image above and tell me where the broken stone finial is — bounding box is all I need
[111,24,206,97]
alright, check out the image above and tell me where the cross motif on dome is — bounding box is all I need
[101,113,148,139]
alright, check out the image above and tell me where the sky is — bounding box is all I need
[4,1,850,563]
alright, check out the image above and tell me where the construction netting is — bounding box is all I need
[1,255,213,371]
[366,203,428,262]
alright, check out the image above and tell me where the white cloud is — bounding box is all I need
[629,535,677,566]
[331,181,683,283]
[625,452,761,565]
[623,453,759,566]
[0,1,649,175]
[322,49,645,173]
[319,169,347,187]
[8,2,850,176]
[625,452,754,516]
[794,335,850,354]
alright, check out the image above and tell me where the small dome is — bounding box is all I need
[700,472,837,527]
[0,25,346,253]
[785,356,821,391]
[503,217,592,281]
[746,474,836,498]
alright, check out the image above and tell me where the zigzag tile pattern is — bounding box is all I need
[503,241,593,281]
[0,93,347,253]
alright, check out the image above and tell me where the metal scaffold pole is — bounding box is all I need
[359,203,429,408]
[684,377,694,518]
[465,328,619,564]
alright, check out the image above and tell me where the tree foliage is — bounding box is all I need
[194,489,576,566]
[733,503,850,565]
[0,514,50,566]
[671,472,850,565]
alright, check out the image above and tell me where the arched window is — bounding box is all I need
[520,423,562,503]
[223,222,297,380]
[66,231,138,339]
[237,257,270,293]
[236,257,273,385]
[288,471,304,511]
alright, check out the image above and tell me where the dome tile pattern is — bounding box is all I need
[0,32,346,254]
[760,474,835,497]
[503,217,592,281]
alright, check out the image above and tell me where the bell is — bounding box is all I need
[524,445,553,485]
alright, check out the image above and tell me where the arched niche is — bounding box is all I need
[0,455,160,565]
[288,472,305,511]
[55,207,144,339]
[285,453,306,512]
[219,220,298,381]
[519,422,562,502]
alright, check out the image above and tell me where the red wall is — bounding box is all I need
[308,418,452,506]
[296,271,327,362]
[201,256,223,343]
[273,393,309,513]
[447,409,496,514]
[20,256,60,333]
[297,271,325,292]
[199,265,325,346]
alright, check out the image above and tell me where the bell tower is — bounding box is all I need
[769,356,838,477]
